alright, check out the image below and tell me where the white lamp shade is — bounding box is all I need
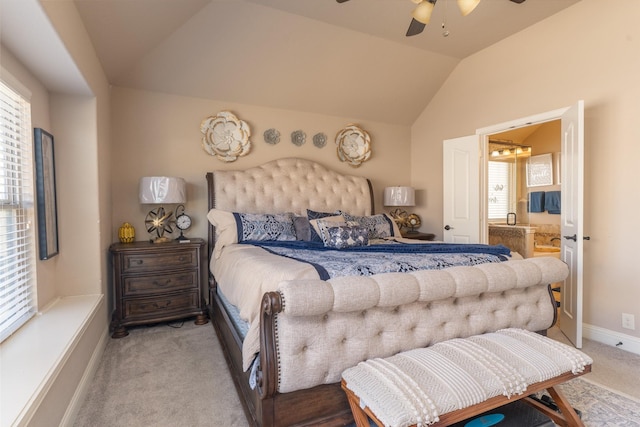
[412,1,435,24]
[139,176,186,204]
[383,187,416,207]
[457,0,481,16]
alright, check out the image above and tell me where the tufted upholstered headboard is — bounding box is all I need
[206,157,374,259]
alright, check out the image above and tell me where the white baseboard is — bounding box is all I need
[584,323,640,356]
[59,325,109,427]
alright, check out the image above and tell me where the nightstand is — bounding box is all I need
[401,231,436,241]
[109,238,208,338]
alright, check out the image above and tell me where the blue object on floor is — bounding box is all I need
[545,191,561,214]
[528,191,545,212]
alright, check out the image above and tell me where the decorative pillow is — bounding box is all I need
[207,209,297,258]
[293,216,311,241]
[324,225,369,249]
[233,212,296,242]
[306,209,340,242]
[309,215,346,245]
[342,213,401,240]
[207,209,238,259]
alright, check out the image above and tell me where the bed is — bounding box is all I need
[205,157,568,427]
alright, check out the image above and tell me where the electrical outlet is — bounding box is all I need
[622,313,635,330]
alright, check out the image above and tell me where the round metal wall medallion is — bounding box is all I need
[291,130,306,146]
[313,132,327,148]
[263,128,280,145]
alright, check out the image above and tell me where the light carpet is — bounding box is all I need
[74,321,246,427]
[555,377,640,426]
[75,321,640,426]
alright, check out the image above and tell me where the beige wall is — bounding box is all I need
[1,1,111,425]
[412,0,640,338]
[110,87,412,243]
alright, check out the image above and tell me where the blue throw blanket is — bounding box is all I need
[247,240,511,280]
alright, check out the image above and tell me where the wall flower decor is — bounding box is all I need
[291,130,306,146]
[263,128,280,145]
[200,111,251,162]
[335,124,371,167]
[313,132,327,148]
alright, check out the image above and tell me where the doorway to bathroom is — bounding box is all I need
[442,101,585,348]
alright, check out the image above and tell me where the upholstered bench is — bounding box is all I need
[341,328,592,427]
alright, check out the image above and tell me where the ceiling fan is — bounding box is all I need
[337,0,526,37]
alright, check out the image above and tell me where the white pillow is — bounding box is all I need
[207,209,238,259]
[308,215,345,244]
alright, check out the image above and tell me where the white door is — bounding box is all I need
[559,100,585,348]
[443,136,480,243]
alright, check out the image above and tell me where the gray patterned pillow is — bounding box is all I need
[233,212,296,242]
[324,225,369,249]
[307,209,340,242]
[342,213,398,239]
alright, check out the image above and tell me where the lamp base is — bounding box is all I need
[152,236,172,244]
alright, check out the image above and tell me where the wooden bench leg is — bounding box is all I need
[523,386,584,427]
[343,381,379,427]
[344,378,587,427]
[548,386,585,427]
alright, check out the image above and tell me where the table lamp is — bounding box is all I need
[139,176,186,243]
[383,186,420,233]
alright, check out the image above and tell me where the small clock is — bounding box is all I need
[174,204,192,241]
[407,213,421,232]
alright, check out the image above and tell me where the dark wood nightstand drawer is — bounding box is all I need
[110,239,208,338]
[123,291,200,321]
[123,271,198,296]
[121,249,198,273]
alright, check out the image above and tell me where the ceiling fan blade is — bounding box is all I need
[336,0,350,3]
[510,0,526,3]
[406,18,426,37]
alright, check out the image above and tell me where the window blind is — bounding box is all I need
[488,161,510,220]
[0,79,36,343]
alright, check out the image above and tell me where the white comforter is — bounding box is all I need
[212,243,322,370]
[212,240,521,370]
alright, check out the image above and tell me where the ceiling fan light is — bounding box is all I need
[457,0,481,16]
[412,1,435,25]
[410,0,422,4]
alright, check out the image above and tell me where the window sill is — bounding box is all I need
[0,294,103,427]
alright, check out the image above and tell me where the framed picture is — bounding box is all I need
[526,153,553,187]
[34,128,59,260]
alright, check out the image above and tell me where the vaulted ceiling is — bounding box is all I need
[9,0,581,126]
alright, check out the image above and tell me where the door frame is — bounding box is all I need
[476,107,570,242]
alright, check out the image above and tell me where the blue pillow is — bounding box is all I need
[306,209,340,242]
[233,212,296,242]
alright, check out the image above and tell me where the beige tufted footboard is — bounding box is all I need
[258,256,568,397]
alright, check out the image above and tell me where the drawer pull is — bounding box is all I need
[151,300,172,310]
[152,279,172,288]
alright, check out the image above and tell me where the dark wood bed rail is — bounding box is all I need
[259,292,282,399]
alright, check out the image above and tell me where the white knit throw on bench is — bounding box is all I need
[341,328,592,427]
